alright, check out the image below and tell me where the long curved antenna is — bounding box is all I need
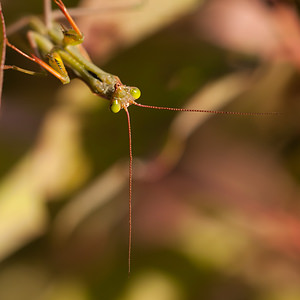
[124,107,133,276]
[133,102,283,116]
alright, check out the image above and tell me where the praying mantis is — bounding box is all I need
[0,0,281,275]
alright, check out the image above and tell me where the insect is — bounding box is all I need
[1,0,281,275]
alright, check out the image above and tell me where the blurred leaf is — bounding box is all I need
[120,272,183,300]
[78,0,202,61]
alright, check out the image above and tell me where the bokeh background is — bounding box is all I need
[1,0,300,299]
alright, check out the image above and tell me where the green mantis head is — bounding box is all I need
[110,84,141,113]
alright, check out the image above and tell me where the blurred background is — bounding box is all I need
[1,0,300,299]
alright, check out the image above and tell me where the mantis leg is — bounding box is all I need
[27,30,70,84]
[3,65,44,76]
[4,39,43,76]
[27,29,70,84]
[27,31,45,63]
[6,35,70,84]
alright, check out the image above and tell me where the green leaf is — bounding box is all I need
[0,3,6,110]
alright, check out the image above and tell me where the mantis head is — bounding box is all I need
[110,84,141,113]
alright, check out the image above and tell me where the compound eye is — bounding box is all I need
[110,100,121,113]
[130,87,141,100]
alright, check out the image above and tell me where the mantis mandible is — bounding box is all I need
[1,0,281,275]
